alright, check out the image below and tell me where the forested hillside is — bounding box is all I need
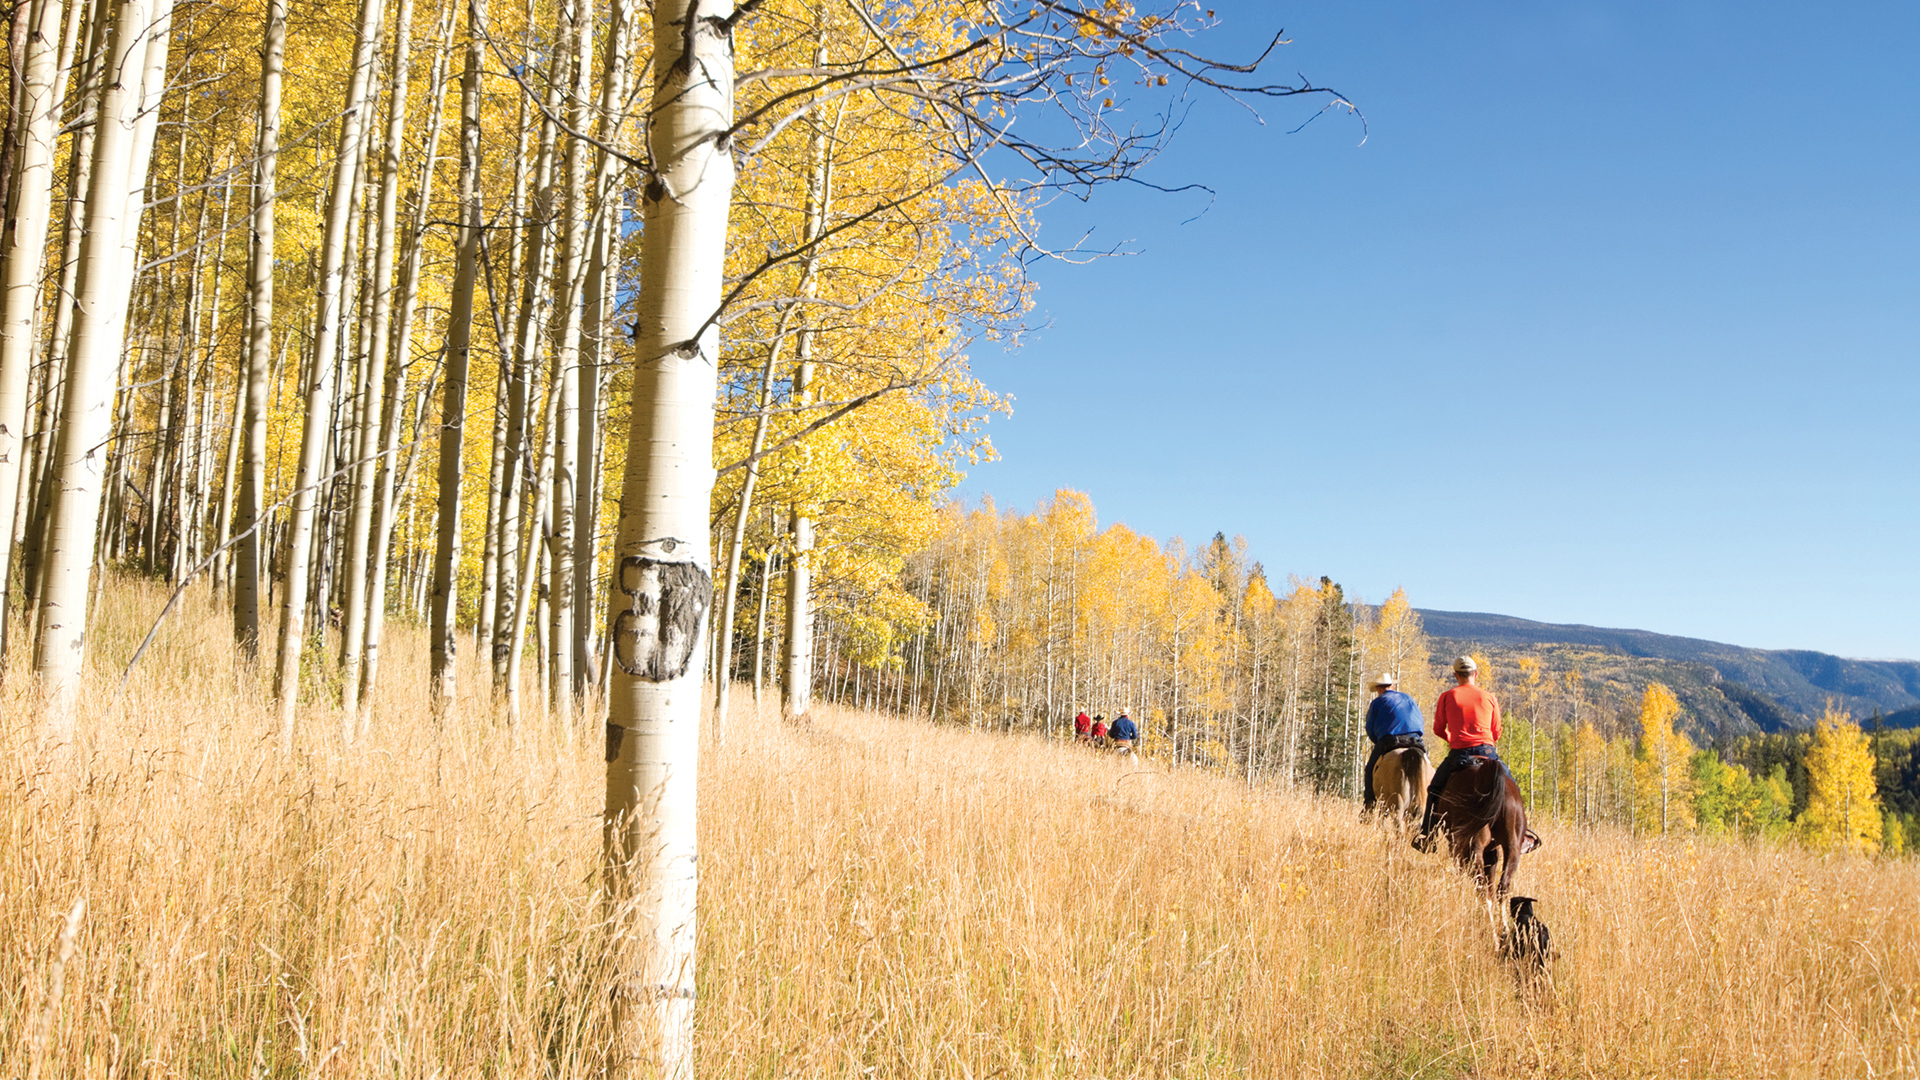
[1421,609,1920,734]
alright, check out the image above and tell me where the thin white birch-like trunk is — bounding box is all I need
[573,210,608,691]
[232,0,284,660]
[20,0,106,618]
[478,13,532,657]
[491,65,561,692]
[572,0,629,698]
[359,1,452,718]
[206,170,243,595]
[780,344,818,722]
[340,0,415,726]
[187,174,234,572]
[31,0,170,734]
[604,2,734,1072]
[718,91,832,736]
[272,0,382,743]
[425,0,484,709]
[776,47,834,726]
[544,0,598,717]
[505,368,557,723]
[0,0,64,660]
[751,545,774,706]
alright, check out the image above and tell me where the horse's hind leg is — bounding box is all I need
[1460,828,1492,884]
[1496,836,1522,900]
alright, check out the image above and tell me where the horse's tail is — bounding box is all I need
[1457,760,1510,835]
[1393,748,1427,800]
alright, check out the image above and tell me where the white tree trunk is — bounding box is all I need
[603,1,734,1073]
[719,89,830,736]
[0,0,63,659]
[272,0,382,745]
[426,0,484,709]
[232,0,284,661]
[19,0,107,619]
[545,0,594,717]
[571,0,629,699]
[491,64,562,692]
[359,4,454,719]
[339,0,415,725]
[31,0,170,734]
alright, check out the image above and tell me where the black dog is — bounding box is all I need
[1501,895,1552,974]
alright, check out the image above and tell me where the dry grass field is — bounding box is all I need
[4,579,1917,1077]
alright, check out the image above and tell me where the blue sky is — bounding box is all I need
[959,0,1920,660]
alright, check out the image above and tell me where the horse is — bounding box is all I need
[1370,746,1432,826]
[1428,757,1536,898]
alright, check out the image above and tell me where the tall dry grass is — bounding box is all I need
[3,578,1916,1077]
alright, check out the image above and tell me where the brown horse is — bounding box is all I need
[1428,757,1536,897]
[1370,747,1432,826]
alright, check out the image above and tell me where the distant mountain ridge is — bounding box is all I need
[1417,609,1920,735]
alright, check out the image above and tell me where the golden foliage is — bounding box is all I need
[1803,704,1882,853]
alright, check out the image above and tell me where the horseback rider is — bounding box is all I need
[1417,656,1509,844]
[1361,673,1427,812]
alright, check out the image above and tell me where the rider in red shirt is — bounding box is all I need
[1418,656,1509,843]
[1074,709,1092,741]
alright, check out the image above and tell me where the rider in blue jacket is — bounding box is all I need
[1108,709,1139,748]
[1362,673,1427,811]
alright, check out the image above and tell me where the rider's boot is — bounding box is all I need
[1412,802,1438,852]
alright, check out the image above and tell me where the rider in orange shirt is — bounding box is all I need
[1417,655,1509,843]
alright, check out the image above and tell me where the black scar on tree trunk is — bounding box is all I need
[611,555,713,682]
[606,556,712,762]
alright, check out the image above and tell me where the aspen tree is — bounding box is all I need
[504,371,557,722]
[272,0,383,741]
[752,546,775,704]
[1803,704,1881,852]
[778,300,818,724]
[187,173,235,577]
[230,0,282,657]
[711,301,798,739]
[425,0,484,710]
[1633,682,1693,834]
[19,0,109,614]
[478,3,536,666]
[573,0,631,696]
[491,46,562,693]
[0,0,63,659]
[543,0,596,717]
[714,97,834,736]
[361,3,454,715]
[32,0,171,733]
[603,0,734,1070]
[339,0,416,725]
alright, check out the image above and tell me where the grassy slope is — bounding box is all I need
[2,579,1915,1077]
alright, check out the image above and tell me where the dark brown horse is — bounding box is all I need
[1429,758,1537,897]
